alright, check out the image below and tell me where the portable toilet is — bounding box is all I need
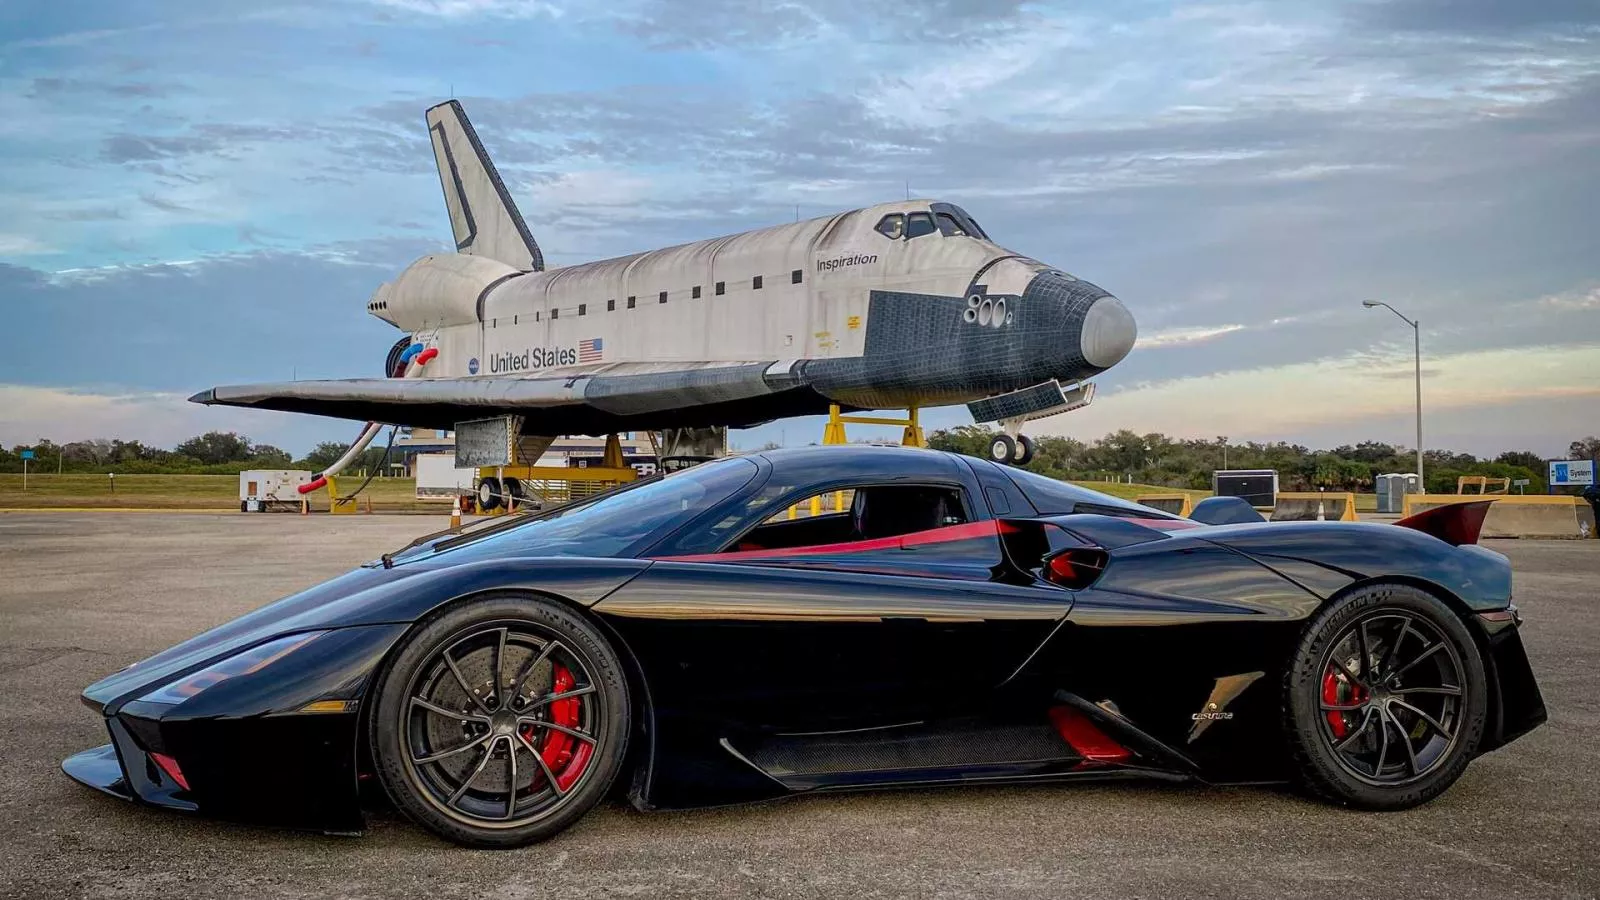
[1376,473,1420,513]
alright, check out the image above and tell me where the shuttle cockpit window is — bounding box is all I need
[932,202,989,240]
[875,214,905,239]
[906,212,937,239]
[934,213,968,237]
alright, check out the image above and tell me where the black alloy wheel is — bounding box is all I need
[370,594,630,847]
[1284,583,1486,810]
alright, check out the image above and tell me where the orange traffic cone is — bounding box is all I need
[450,496,462,528]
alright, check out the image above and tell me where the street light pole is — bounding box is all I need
[1363,301,1423,487]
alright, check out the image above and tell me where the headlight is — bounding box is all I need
[137,631,327,706]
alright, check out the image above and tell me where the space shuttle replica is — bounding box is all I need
[191,100,1137,467]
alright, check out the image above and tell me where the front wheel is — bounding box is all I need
[1283,583,1487,810]
[369,594,631,848]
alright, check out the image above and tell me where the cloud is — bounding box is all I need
[1139,324,1248,349]
[100,134,224,164]
[27,77,174,99]
[1350,0,1600,35]
[358,0,564,18]
[1536,285,1600,310]
[0,234,56,256]
[0,384,343,456]
[4,0,1596,462]
[1034,343,1600,457]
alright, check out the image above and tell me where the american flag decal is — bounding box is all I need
[578,337,604,363]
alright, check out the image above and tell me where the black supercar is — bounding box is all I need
[64,446,1547,848]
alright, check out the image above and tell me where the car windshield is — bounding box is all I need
[412,457,761,563]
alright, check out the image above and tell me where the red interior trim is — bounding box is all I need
[654,519,1003,562]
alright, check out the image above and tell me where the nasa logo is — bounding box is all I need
[468,357,479,375]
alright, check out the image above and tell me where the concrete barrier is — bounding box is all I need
[1272,492,1358,522]
[1402,495,1596,539]
[1136,494,1193,517]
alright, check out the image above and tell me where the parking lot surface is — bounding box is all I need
[1,513,1595,900]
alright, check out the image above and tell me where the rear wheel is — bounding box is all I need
[369,594,630,847]
[1283,582,1486,810]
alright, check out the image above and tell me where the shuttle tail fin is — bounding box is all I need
[424,99,544,272]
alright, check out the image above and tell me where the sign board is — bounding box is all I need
[454,416,520,468]
[1513,479,1531,487]
[20,450,33,460]
[1549,459,1597,487]
[1213,469,1279,509]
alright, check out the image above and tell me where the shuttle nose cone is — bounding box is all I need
[1080,294,1136,368]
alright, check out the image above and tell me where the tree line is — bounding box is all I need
[0,432,398,476]
[926,427,1600,495]
[4,428,1597,495]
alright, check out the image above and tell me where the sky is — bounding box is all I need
[0,0,1596,459]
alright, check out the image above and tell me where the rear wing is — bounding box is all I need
[1394,499,1495,546]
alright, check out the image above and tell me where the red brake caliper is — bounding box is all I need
[522,664,593,793]
[1322,666,1366,739]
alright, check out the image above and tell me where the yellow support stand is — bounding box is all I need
[601,433,626,469]
[326,476,359,515]
[822,404,926,448]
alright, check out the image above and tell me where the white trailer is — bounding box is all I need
[239,470,314,512]
[415,453,479,500]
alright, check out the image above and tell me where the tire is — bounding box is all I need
[504,477,526,506]
[476,477,502,511]
[1283,582,1487,810]
[369,593,631,848]
[1015,435,1036,466]
[989,434,1017,464]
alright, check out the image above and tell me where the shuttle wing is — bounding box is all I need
[188,360,815,433]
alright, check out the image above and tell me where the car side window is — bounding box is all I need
[722,483,969,552]
[760,488,856,524]
[905,212,937,239]
[875,214,905,239]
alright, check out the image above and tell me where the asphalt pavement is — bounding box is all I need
[0,512,1595,900]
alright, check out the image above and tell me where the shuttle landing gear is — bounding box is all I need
[989,422,1035,467]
